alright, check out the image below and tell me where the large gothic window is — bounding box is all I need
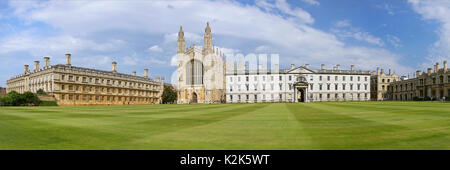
[186,59,203,85]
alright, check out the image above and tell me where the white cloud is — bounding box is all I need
[148,45,163,52]
[301,0,320,6]
[256,0,314,24]
[377,3,395,15]
[386,34,402,48]
[170,54,178,66]
[335,20,350,27]
[255,45,272,52]
[409,0,450,69]
[331,21,385,47]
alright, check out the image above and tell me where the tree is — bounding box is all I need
[23,91,41,105]
[36,89,46,95]
[0,91,41,106]
[0,96,13,106]
[161,86,177,104]
[8,91,26,106]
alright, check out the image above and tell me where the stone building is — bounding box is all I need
[370,67,399,100]
[0,87,6,96]
[226,64,371,103]
[176,22,226,104]
[388,61,449,100]
[6,54,164,105]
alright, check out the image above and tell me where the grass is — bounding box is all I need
[0,101,449,150]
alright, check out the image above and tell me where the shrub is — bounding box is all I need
[39,101,58,106]
[0,96,13,106]
[24,91,41,105]
[36,89,46,95]
[0,91,41,106]
[413,97,423,101]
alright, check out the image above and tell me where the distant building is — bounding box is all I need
[226,64,371,103]
[0,87,6,96]
[6,54,164,105]
[370,67,399,100]
[176,23,226,104]
[388,61,449,100]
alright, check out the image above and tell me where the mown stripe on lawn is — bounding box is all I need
[0,113,133,149]
[129,103,270,139]
[286,103,411,149]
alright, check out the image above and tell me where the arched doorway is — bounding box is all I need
[191,92,198,104]
[298,88,306,102]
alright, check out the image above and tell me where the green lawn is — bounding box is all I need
[0,102,449,149]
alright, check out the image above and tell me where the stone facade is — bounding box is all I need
[6,54,164,105]
[370,67,399,100]
[176,23,226,104]
[226,64,371,103]
[0,87,6,96]
[388,61,450,100]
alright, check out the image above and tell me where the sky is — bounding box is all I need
[0,0,449,86]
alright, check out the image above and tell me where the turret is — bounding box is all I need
[444,60,447,72]
[435,62,439,73]
[132,71,136,76]
[203,22,213,55]
[177,26,185,54]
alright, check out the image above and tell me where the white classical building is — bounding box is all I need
[226,64,371,103]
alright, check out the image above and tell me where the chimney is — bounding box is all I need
[427,68,432,75]
[305,64,309,69]
[416,70,421,77]
[351,65,355,71]
[132,71,136,76]
[435,62,439,73]
[34,61,40,72]
[389,69,391,75]
[291,64,295,69]
[259,64,263,70]
[161,76,165,85]
[274,64,279,71]
[144,69,149,78]
[24,65,29,74]
[112,61,117,73]
[444,60,447,72]
[65,53,71,66]
[377,67,380,75]
[336,64,340,70]
[321,64,325,70]
[44,57,50,68]
[156,76,160,83]
[381,68,384,75]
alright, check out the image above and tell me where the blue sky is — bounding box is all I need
[1,0,449,86]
